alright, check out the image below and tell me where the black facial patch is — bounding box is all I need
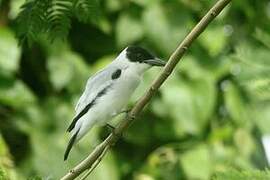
[111,69,121,80]
[126,46,154,63]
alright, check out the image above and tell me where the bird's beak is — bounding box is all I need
[144,58,166,66]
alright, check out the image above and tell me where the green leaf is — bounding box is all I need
[47,46,89,91]
[134,174,155,180]
[143,146,183,179]
[132,0,158,7]
[213,169,270,180]
[254,28,270,49]
[73,0,100,24]
[0,80,36,107]
[27,176,43,180]
[0,134,18,180]
[105,0,122,12]
[160,73,216,136]
[209,124,234,143]
[162,80,198,136]
[0,168,5,180]
[199,26,228,57]
[209,139,255,170]
[253,106,270,134]
[9,0,25,19]
[123,114,155,146]
[116,13,143,48]
[48,53,74,91]
[234,43,270,69]
[189,78,216,127]
[224,81,251,125]
[143,2,191,55]
[233,129,255,158]
[180,144,212,180]
[0,27,21,74]
[232,43,270,101]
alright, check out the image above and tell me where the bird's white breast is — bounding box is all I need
[90,71,141,125]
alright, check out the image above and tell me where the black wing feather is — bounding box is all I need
[66,101,95,132]
[64,128,80,161]
[66,84,112,132]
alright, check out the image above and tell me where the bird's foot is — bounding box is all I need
[106,123,115,131]
[106,123,122,139]
[119,109,135,121]
[123,109,136,121]
[119,109,131,115]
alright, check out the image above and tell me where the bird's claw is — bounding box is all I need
[106,123,115,130]
[120,108,131,114]
[119,109,135,120]
[106,123,122,139]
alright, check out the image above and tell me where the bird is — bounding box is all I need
[64,46,166,160]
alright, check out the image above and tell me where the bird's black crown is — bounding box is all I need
[126,46,154,63]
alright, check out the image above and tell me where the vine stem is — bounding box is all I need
[60,0,232,179]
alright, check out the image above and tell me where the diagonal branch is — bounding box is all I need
[60,0,232,179]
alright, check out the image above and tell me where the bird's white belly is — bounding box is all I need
[91,78,140,125]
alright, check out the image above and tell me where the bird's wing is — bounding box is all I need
[67,66,117,132]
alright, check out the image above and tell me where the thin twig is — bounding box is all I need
[60,0,232,179]
[79,145,110,180]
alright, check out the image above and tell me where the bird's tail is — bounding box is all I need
[64,128,80,161]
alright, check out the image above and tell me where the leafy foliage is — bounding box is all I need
[213,169,270,180]
[47,0,73,41]
[0,0,270,179]
[15,0,100,44]
[0,135,18,179]
[73,0,100,23]
[15,0,50,45]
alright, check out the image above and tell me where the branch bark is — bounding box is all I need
[61,0,231,179]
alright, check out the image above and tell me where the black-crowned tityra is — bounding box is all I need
[64,46,166,160]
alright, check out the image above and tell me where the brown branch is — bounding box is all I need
[79,145,110,180]
[60,0,232,179]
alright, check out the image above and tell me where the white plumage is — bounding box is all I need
[64,46,165,160]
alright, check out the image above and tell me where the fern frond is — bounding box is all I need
[73,0,100,23]
[47,0,73,41]
[15,0,101,43]
[16,0,50,45]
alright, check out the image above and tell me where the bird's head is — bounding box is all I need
[115,46,166,75]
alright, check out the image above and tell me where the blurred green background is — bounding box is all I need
[0,0,270,179]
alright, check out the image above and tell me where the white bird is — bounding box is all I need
[64,46,166,160]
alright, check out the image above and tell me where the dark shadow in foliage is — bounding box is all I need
[0,111,31,164]
[69,21,116,63]
[19,44,53,98]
